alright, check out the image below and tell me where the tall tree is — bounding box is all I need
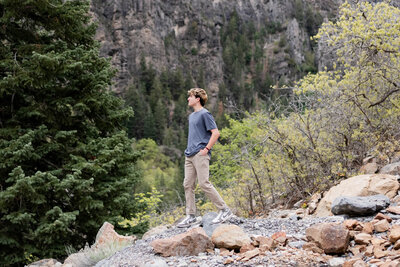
[0,0,141,265]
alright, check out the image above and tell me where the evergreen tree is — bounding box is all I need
[125,84,147,139]
[0,0,141,265]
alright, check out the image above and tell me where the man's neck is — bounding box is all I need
[193,104,203,112]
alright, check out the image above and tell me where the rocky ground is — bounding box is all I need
[95,212,397,267]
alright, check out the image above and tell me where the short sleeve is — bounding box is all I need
[203,111,217,131]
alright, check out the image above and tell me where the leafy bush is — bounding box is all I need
[210,2,400,215]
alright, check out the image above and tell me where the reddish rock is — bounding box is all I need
[364,245,373,257]
[343,259,358,267]
[389,225,400,243]
[361,222,374,234]
[242,248,260,261]
[373,219,390,232]
[271,231,286,240]
[373,246,388,258]
[343,219,359,230]
[306,223,350,254]
[374,213,392,223]
[381,260,400,267]
[369,259,382,264]
[302,242,324,254]
[151,227,214,256]
[219,248,232,256]
[224,258,234,264]
[349,245,364,255]
[255,236,274,248]
[371,237,386,246]
[394,239,400,250]
[353,260,368,267]
[386,206,400,215]
[239,243,255,253]
[354,233,372,245]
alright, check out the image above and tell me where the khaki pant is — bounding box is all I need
[184,152,227,215]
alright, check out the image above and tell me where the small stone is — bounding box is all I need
[353,260,368,267]
[394,239,400,250]
[369,259,382,264]
[373,246,388,258]
[374,219,390,232]
[354,233,372,245]
[362,222,374,234]
[364,245,373,257]
[380,260,400,267]
[389,225,400,243]
[342,258,359,267]
[271,231,286,240]
[328,257,346,267]
[224,258,234,264]
[349,245,363,255]
[387,206,400,215]
[242,248,260,260]
[371,237,386,246]
[219,248,230,256]
[375,213,393,223]
[240,243,255,253]
[344,219,359,230]
[302,242,324,254]
[343,259,359,267]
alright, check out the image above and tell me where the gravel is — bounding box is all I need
[95,214,355,267]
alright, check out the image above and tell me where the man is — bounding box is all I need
[177,88,233,228]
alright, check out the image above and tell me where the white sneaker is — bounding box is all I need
[212,208,233,224]
[177,215,196,228]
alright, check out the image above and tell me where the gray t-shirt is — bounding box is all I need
[184,108,217,157]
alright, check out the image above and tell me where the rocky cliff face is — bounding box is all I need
[90,0,341,95]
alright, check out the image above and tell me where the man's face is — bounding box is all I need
[187,94,199,107]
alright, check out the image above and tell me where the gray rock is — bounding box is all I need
[331,194,390,216]
[287,240,305,248]
[379,162,400,175]
[201,212,219,237]
[289,215,301,221]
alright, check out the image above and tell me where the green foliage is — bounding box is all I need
[119,187,163,231]
[0,0,141,265]
[134,139,183,209]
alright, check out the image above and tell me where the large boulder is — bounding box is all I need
[315,174,399,217]
[331,194,390,216]
[211,224,251,249]
[306,223,350,254]
[150,227,213,256]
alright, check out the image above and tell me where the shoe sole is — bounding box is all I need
[211,213,233,224]
[177,220,198,228]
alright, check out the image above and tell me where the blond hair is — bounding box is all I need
[187,88,208,106]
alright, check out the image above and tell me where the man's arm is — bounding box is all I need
[199,128,220,155]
